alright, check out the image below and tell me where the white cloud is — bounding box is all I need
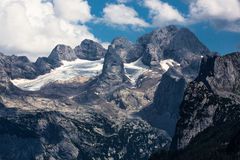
[143,0,185,26]
[117,0,132,3]
[189,0,240,21]
[53,0,92,23]
[0,0,97,60]
[189,0,240,32]
[102,4,149,28]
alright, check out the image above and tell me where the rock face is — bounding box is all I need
[138,25,211,136]
[0,46,73,89]
[48,44,77,66]
[171,52,240,150]
[74,39,106,60]
[0,94,171,160]
[0,44,83,87]
[99,40,129,88]
[0,44,79,83]
[0,68,10,91]
[0,53,37,79]
[207,53,240,95]
[110,37,143,63]
[1,25,239,160]
[34,57,55,74]
[138,25,209,66]
[149,52,240,160]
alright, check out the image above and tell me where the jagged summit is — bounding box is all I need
[48,44,77,63]
[99,41,128,87]
[138,25,210,66]
[138,25,178,45]
[74,39,106,60]
[171,51,240,150]
[111,37,133,48]
[109,37,144,63]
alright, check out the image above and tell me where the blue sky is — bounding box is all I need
[0,0,239,59]
[87,0,240,55]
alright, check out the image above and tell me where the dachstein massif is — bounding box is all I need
[0,25,239,160]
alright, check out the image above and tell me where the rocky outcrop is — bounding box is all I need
[153,71,186,116]
[108,88,151,111]
[0,45,77,82]
[34,57,55,74]
[171,52,240,150]
[0,94,171,160]
[171,81,221,150]
[48,44,77,66]
[138,25,178,66]
[0,68,10,91]
[139,55,205,136]
[137,25,212,137]
[99,41,129,88]
[110,37,143,63]
[149,53,240,160]
[138,25,209,66]
[0,53,37,79]
[207,52,240,96]
[74,39,106,60]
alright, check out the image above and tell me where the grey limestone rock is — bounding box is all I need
[74,39,106,60]
[48,44,77,66]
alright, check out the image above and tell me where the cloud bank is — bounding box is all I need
[189,0,240,32]
[143,0,185,26]
[0,0,96,60]
[53,0,92,23]
[108,0,240,32]
[102,4,149,28]
[0,0,239,59]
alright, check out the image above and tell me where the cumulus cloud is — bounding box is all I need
[189,0,240,32]
[142,0,240,32]
[143,0,185,26]
[0,0,96,60]
[117,0,132,3]
[211,20,240,33]
[102,4,149,28]
[53,0,92,23]
[189,0,240,21]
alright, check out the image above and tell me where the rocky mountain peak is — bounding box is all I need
[110,37,143,63]
[99,44,128,87]
[34,57,54,75]
[170,52,240,151]
[138,25,210,66]
[167,27,210,55]
[111,37,133,48]
[138,25,178,45]
[74,39,106,60]
[209,52,240,95]
[48,44,77,63]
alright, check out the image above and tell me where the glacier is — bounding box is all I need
[11,59,104,91]
[11,58,152,91]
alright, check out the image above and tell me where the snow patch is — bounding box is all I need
[124,58,149,85]
[160,59,180,71]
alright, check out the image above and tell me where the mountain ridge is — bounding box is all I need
[0,25,239,160]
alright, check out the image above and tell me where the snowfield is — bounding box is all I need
[160,59,180,71]
[11,58,178,91]
[11,59,104,91]
[11,58,150,91]
[124,59,150,85]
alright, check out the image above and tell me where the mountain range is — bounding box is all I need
[0,25,239,160]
